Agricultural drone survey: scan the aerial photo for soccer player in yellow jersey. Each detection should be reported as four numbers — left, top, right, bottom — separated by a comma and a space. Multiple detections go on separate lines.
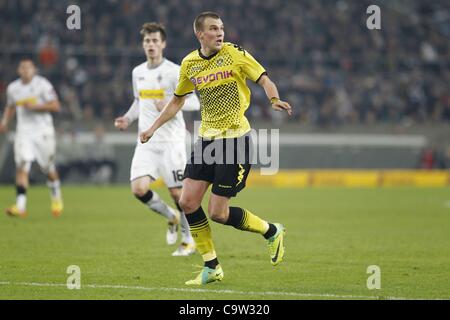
140, 12, 292, 285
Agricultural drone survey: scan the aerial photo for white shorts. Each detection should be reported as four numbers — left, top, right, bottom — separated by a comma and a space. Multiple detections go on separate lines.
130, 141, 187, 188
14, 132, 56, 173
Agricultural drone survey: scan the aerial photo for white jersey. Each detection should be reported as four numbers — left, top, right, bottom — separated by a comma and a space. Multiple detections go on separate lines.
126, 59, 200, 143
6, 75, 57, 136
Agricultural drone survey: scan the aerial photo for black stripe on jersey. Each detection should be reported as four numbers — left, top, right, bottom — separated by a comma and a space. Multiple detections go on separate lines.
198, 48, 220, 60
174, 92, 193, 97
256, 71, 268, 84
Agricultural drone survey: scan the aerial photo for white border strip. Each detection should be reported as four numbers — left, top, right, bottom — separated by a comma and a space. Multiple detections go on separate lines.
0, 281, 443, 300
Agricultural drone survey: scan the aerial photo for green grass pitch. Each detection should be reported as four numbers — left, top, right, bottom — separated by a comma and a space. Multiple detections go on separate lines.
1, 185, 450, 300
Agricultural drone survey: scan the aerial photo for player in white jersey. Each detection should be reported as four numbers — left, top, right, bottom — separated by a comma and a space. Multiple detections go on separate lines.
114, 23, 200, 256
0, 58, 63, 218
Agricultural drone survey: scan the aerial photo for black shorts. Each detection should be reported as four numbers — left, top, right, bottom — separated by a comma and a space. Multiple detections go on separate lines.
184, 134, 253, 197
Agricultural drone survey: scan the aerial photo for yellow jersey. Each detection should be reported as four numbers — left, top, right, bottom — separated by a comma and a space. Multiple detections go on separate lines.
174, 42, 267, 139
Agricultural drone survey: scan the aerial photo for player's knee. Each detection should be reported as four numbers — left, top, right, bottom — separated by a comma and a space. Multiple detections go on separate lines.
132, 185, 150, 198
17, 161, 31, 174
179, 197, 198, 214
208, 198, 229, 224
134, 189, 154, 205
209, 209, 228, 224
45, 163, 57, 177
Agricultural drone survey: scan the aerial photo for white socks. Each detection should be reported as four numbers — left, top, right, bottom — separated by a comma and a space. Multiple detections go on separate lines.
47, 179, 62, 201
16, 194, 27, 212
179, 211, 194, 244
147, 191, 177, 222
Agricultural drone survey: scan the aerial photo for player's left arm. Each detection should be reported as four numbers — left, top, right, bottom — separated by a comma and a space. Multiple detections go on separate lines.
23, 79, 61, 113
238, 45, 292, 116
23, 99, 60, 113
257, 75, 292, 116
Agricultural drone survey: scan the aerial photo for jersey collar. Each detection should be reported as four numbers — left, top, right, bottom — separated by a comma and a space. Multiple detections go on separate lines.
198, 48, 220, 60
20, 75, 36, 85
146, 58, 165, 70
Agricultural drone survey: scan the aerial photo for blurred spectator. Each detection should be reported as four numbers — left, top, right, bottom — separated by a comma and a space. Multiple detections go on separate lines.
419, 148, 437, 169
38, 36, 59, 69
417, 146, 445, 169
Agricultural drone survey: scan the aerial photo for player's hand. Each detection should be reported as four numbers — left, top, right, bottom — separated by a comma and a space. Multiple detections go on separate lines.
140, 129, 154, 144
114, 117, 129, 131
155, 100, 166, 112
0, 122, 7, 133
271, 100, 293, 116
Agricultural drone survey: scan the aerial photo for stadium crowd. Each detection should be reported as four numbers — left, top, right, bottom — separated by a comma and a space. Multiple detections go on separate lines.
0, 0, 449, 128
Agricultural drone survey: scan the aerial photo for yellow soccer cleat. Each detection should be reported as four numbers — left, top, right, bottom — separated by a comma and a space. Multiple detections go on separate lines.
51, 199, 63, 217
5, 205, 27, 218
267, 223, 285, 266
185, 265, 224, 286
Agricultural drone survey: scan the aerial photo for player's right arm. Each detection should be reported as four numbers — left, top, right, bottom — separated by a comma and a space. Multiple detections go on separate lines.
115, 69, 140, 131
0, 104, 15, 133
0, 85, 16, 133
115, 99, 139, 131
140, 95, 187, 143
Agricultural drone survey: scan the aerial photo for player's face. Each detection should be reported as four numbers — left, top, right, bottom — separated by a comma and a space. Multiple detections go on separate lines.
198, 18, 224, 53
18, 61, 36, 82
142, 32, 166, 61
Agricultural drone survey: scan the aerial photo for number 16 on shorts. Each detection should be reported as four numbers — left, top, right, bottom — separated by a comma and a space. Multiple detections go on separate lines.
172, 170, 184, 183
